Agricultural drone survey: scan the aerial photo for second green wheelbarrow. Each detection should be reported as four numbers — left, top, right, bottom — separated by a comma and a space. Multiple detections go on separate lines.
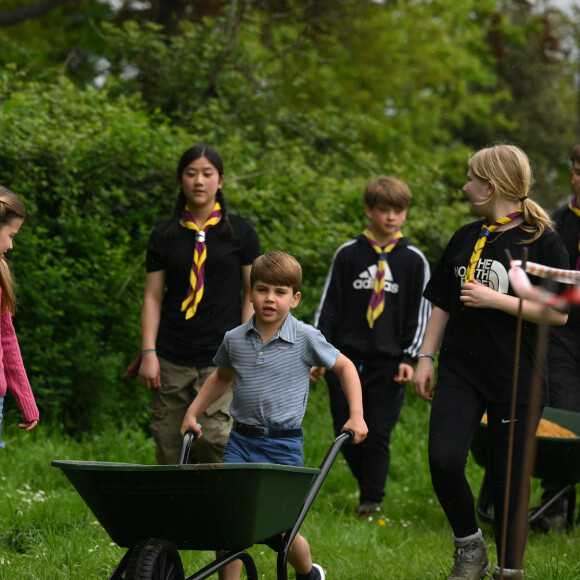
470, 406, 580, 525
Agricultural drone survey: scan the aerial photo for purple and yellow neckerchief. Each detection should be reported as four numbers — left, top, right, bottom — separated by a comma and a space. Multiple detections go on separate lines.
568, 196, 580, 270
464, 209, 523, 283
364, 228, 403, 328
181, 201, 222, 319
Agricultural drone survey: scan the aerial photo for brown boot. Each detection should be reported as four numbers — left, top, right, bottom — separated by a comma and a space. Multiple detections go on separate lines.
447, 529, 491, 580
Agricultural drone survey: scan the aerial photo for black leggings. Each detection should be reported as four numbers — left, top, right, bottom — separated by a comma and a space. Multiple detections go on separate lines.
429, 384, 540, 569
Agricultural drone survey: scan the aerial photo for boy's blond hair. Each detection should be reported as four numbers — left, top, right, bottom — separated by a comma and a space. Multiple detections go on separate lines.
250, 251, 302, 294
364, 176, 412, 210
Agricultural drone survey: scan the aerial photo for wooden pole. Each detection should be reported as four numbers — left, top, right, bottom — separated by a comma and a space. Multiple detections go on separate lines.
498, 247, 527, 578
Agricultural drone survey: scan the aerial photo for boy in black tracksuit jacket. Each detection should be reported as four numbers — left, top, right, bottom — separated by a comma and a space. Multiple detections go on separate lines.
313, 176, 431, 518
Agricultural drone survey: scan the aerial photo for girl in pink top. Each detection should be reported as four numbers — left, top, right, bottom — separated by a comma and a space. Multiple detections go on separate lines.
0, 186, 38, 448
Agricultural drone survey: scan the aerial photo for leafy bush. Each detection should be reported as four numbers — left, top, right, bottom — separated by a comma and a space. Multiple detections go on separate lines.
0, 74, 182, 430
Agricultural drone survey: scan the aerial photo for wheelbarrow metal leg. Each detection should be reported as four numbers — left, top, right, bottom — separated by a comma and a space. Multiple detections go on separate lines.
187, 550, 258, 580
108, 549, 131, 580
276, 431, 354, 580
528, 484, 574, 525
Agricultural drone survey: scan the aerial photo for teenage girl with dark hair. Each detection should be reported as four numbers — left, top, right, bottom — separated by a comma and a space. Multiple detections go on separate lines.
138, 144, 260, 465
0, 186, 39, 448
413, 145, 569, 580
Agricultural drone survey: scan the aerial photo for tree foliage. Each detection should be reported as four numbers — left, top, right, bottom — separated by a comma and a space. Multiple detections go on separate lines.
0, 0, 577, 430
0, 72, 181, 429
460, 2, 577, 205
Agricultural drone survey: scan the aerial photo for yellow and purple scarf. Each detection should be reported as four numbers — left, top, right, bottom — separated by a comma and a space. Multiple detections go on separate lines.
465, 210, 522, 283
181, 201, 222, 319
364, 228, 403, 328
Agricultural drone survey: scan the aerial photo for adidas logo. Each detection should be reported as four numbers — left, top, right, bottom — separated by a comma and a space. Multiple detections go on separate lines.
353, 264, 399, 293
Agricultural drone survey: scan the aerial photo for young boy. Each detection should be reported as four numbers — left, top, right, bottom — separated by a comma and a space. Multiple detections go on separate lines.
313, 176, 431, 519
181, 250, 367, 580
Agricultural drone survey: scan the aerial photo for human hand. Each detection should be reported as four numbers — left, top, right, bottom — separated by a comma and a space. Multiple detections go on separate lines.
413, 358, 434, 402
394, 363, 413, 384
310, 366, 326, 382
180, 414, 202, 439
460, 280, 498, 309
18, 420, 38, 431
138, 353, 161, 388
342, 416, 368, 444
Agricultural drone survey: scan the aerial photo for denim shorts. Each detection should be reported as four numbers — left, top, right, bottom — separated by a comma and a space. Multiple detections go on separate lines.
0, 396, 5, 448
223, 428, 304, 466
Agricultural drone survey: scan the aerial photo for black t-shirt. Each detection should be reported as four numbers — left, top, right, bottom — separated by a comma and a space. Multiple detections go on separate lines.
146, 214, 260, 366
425, 222, 569, 404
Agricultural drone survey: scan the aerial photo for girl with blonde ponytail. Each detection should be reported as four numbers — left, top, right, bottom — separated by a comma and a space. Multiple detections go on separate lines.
413, 144, 569, 580
0, 186, 38, 448
467, 143, 554, 243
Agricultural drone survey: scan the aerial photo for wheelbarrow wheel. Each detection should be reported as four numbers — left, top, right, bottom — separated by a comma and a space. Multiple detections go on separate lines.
125, 538, 185, 580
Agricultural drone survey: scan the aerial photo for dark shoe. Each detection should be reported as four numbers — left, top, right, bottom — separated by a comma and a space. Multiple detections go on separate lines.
297, 563, 325, 580
530, 486, 575, 533
355, 502, 381, 520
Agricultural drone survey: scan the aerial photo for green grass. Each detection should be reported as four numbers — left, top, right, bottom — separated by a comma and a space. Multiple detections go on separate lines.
1, 386, 579, 579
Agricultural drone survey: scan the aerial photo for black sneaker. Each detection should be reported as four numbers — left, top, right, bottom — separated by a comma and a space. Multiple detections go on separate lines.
355, 502, 381, 520
297, 563, 325, 580
530, 486, 575, 533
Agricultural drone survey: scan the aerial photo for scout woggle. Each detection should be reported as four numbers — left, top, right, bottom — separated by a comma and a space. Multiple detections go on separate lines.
508, 259, 580, 306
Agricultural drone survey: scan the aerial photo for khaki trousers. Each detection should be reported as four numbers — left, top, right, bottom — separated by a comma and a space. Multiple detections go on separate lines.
149, 357, 233, 465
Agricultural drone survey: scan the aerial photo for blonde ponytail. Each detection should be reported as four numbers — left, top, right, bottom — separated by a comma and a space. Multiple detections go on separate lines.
519, 198, 554, 244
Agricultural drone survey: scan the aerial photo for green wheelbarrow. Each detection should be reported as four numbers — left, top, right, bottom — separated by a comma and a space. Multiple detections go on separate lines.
470, 407, 580, 525
52, 429, 353, 580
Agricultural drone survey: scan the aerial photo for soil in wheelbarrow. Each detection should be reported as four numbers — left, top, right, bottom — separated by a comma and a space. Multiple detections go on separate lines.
481, 413, 578, 438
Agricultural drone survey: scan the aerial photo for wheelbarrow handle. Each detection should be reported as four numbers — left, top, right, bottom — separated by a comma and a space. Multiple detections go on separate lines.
283, 431, 353, 539
340, 429, 355, 443
319, 429, 354, 477
178, 428, 200, 465
275, 429, 354, 579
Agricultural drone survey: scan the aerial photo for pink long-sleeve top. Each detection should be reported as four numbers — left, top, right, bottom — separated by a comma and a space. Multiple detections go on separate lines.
0, 296, 39, 422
